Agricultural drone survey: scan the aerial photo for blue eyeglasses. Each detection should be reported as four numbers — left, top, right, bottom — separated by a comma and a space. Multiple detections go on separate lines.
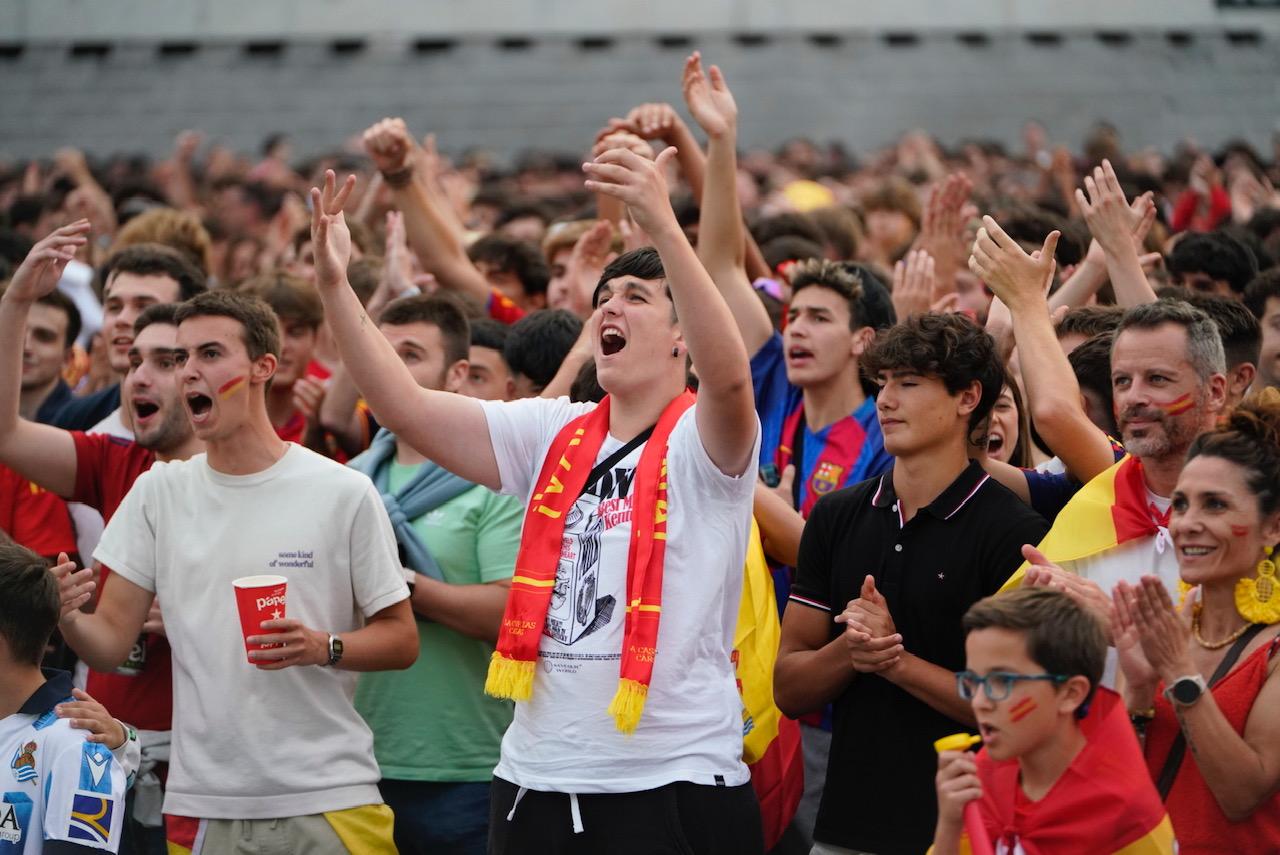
955, 670, 1069, 702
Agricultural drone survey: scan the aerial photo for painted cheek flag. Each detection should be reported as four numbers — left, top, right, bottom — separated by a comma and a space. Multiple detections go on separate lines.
1000, 455, 1156, 592
966, 689, 1175, 855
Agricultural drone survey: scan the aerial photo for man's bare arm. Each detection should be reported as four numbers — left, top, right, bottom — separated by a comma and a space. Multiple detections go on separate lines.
0, 223, 89, 498
55, 558, 153, 673
363, 119, 492, 309
309, 170, 500, 489
410, 578, 511, 645
774, 605, 855, 717
683, 53, 773, 358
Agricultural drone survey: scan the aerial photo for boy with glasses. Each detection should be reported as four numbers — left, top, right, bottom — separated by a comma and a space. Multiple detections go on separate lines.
933, 588, 1173, 854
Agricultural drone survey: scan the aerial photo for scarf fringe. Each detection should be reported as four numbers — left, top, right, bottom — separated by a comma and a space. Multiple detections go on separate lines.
608, 678, 648, 734
485, 652, 535, 701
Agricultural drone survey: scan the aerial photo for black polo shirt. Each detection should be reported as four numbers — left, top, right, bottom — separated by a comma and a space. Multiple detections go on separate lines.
791, 460, 1047, 855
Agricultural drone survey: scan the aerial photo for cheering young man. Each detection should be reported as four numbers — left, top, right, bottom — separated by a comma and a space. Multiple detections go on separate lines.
53, 289, 416, 852
314, 101, 763, 852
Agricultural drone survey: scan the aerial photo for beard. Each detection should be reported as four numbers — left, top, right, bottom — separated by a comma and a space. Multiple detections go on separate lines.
1118, 398, 1203, 460
135, 406, 191, 453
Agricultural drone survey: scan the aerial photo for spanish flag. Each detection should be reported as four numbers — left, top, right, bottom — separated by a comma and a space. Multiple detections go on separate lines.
1000, 455, 1158, 592
968, 689, 1175, 854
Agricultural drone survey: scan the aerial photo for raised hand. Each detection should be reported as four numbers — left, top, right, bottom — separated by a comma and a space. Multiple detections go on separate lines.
560, 219, 616, 317
913, 173, 974, 294
1075, 159, 1154, 258
969, 215, 1059, 313
583, 147, 680, 239
612, 103, 688, 144
48, 552, 95, 624
591, 129, 655, 162
4, 221, 91, 303
362, 117, 417, 176
892, 249, 937, 320
308, 170, 357, 291
681, 51, 737, 139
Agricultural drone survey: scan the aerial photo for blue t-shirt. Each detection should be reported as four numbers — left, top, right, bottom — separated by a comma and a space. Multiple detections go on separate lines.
750, 332, 892, 512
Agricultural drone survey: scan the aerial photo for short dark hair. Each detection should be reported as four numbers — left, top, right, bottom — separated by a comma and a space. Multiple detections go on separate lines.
1168, 231, 1259, 295
504, 309, 583, 392
0, 541, 60, 666
751, 212, 826, 248
963, 587, 1107, 714
1115, 299, 1226, 381
1068, 332, 1119, 436
1187, 390, 1280, 516
790, 259, 868, 330
494, 203, 552, 231
241, 271, 324, 330
101, 243, 208, 302
1243, 268, 1280, 321
861, 312, 1003, 433
467, 234, 550, 297
36, 289, 81, 348
470, 317, 511, 353
761, 236, 824, 272
998, 207, 1084, 267
134, 302, 181, 336
838, 262, 897, 331
1185, 294, 1262, 371
1055, 305, 1124, 341
378, 294, 471, 368
174, 290, 281, 361
592, 247, 668, 310
808, 206, 861, 261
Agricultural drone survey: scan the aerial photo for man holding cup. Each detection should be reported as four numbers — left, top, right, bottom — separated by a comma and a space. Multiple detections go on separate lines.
53, 290, 416, 853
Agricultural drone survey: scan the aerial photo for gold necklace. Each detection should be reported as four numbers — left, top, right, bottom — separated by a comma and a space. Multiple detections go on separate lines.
1192, 606, 1252, 650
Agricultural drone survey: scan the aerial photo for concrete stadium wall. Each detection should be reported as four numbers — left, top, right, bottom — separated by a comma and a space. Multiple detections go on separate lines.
1, 9, 1278, 161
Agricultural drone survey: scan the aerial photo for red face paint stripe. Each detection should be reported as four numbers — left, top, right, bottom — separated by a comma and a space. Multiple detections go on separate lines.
217, 376, 246, 398
1231, 525, 1250, 537
1160, 393, 1194, 416
1009, 696, 1038, 722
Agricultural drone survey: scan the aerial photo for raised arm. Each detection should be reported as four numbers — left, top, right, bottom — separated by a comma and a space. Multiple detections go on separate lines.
681, 52, 773, 357
53, 554, 153, 672
0, 222, 89, 498
1077, 159, 1158, 308
362, 118, 492, 310
607, 101, 708, 202
584, 146, 756, 475
309, 170, 500, 489
970, 216, 1116, 485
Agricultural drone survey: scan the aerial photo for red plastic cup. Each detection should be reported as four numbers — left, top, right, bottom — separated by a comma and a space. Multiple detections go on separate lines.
232, 575, 288, 663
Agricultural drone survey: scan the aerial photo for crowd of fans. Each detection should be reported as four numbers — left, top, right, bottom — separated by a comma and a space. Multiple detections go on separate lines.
1, 50, 1279, 855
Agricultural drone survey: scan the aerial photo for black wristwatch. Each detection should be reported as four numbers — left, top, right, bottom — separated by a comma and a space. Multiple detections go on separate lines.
326, 634, 344, 667
1163, 674, 1206, 707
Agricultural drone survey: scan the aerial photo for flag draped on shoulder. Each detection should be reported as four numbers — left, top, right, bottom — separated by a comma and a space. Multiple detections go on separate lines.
1001, 455, 1159, 592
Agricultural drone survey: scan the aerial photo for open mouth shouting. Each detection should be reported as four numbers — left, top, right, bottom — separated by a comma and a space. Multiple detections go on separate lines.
985, 432, 1005, 458
786, 345, 814, 367
600, 324, 627, 357
133, 397, 161, 427
186, 391, 214, 424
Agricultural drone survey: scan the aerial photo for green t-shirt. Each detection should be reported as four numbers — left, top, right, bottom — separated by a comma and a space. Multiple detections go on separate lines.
355, 466, 522, 782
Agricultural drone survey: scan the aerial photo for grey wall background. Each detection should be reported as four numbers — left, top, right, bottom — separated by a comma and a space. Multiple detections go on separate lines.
2, 1, 1278, 161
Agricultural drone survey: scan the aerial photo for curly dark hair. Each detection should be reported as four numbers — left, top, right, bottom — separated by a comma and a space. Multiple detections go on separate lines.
861, 312, 1003, 433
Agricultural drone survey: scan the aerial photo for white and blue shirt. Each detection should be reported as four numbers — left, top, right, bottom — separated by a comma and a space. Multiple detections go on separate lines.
1, 671, 127, 853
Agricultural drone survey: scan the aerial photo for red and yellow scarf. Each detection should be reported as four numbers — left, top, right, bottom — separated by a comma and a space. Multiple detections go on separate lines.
484, 391, 695, 733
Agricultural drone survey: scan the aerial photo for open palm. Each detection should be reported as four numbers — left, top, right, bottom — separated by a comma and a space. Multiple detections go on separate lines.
681, 52, 736, 138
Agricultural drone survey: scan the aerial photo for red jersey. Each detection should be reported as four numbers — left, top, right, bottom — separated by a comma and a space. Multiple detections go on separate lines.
70, 431, 172, 731
0, 463, 76, 558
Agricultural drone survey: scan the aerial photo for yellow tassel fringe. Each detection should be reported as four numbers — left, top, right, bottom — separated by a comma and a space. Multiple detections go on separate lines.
607, 678, 648, 734
485, 652, 535, 701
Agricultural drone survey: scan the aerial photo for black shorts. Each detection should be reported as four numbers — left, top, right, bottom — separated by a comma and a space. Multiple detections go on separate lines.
488, 775, 764, 855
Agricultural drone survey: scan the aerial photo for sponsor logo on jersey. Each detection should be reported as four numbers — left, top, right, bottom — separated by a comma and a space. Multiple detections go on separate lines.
0, 792, 32, 845
68, 794, 114, 845
8, 743, 36, 786
79, 743, 113, 794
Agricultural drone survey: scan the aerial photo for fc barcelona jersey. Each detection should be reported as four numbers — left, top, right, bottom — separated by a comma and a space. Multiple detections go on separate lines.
0, 671, 127, 853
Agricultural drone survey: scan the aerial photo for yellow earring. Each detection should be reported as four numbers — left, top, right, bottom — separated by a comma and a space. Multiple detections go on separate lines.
1236, 546, 1280, 624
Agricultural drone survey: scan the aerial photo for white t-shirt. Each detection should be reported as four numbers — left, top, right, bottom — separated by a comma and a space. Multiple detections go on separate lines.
93, 445, 409, 819
480, 396, 760, 793
1061, 492, 1178, 688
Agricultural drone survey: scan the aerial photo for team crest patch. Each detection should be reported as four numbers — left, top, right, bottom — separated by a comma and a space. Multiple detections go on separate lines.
9, 743, 36, 785
78, 743, 113, 794
1, 792, 33, 844
811, 462, 845, 496
68, 794, 114, 845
